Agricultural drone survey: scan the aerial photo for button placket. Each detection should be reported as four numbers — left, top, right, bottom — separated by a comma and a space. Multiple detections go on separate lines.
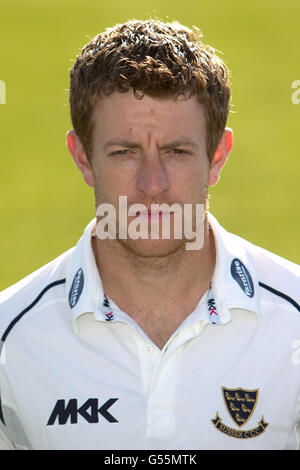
143, 344, 155, 354
136, 339, 161, 396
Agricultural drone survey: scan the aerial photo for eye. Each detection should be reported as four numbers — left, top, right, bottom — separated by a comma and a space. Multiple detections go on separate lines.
110, 149, 132, 156
168, 148, 188, 155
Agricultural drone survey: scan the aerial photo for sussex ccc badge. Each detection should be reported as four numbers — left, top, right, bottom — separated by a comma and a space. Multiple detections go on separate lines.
211, 387, 268, 439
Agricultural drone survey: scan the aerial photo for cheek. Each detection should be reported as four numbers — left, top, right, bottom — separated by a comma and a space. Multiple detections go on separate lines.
93, 163, 138, 202
168, 163, 209, 193
207, 164, 219, 187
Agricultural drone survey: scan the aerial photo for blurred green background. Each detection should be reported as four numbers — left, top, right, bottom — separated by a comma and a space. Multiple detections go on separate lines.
0, 0, 299, 290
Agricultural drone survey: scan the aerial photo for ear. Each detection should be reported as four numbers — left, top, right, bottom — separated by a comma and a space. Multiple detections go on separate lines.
66, 130, 95, 187
208, 128, 233, 187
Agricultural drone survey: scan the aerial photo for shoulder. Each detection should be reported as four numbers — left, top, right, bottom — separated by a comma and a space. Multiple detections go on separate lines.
0, 248, 74, 342
209, 213, 299, 317
239, 235, 300, 314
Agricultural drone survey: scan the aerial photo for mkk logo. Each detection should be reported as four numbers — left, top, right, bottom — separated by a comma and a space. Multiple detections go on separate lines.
47, 398, 119, 425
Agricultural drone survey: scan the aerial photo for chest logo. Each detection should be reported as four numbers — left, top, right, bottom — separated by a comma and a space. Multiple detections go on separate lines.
211, 387, 268, 439
47, 398, 119, 425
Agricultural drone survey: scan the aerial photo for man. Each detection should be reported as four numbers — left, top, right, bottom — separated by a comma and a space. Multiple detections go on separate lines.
0, 19, 299, 450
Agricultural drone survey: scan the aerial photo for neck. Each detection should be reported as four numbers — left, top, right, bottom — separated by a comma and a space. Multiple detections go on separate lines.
92, 218, 216, 348
93, 220, 215, 314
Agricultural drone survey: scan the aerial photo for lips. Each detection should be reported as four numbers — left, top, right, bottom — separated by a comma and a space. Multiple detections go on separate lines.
136, 210, 171, 220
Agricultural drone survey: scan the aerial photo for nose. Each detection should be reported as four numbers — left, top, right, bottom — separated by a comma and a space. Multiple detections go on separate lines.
136, 154, 170, 198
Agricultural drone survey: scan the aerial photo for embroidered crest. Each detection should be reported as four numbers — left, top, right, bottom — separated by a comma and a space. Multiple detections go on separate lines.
223, 387, 258, 427
211, 387, 268, 439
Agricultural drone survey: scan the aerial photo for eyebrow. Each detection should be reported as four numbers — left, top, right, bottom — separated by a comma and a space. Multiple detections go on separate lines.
159, 139, 198, 151
103, 138, 199, 151
103, 139, 141, 151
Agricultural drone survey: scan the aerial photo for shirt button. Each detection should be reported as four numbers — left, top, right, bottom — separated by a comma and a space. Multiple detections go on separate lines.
143, 344, 154, 354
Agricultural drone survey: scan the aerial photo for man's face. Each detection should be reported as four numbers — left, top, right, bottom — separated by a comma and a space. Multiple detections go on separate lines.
82, 91, 218, 257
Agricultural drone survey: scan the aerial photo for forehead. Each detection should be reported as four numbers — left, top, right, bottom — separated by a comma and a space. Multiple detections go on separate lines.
91, 91, 207, 141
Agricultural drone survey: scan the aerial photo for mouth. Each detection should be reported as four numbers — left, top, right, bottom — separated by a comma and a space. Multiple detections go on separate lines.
136, 210, 173, 221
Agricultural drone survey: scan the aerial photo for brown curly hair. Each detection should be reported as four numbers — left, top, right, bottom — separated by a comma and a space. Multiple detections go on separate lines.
69, 19, 231, 162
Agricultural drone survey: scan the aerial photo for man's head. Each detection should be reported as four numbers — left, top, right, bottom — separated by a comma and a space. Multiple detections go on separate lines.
67, 19, 233, 257
68, 19, 231, 163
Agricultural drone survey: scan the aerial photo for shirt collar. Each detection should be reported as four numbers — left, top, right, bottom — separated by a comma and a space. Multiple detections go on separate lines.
65, 218, 105, 333
65, 213, 260, 332
207, 213, 260, 322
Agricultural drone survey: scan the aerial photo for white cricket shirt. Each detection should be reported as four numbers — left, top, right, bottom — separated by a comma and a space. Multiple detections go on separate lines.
0, 213, 299, 450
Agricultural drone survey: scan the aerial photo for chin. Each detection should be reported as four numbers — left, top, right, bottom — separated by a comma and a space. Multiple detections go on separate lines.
118, 237, 186, 258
